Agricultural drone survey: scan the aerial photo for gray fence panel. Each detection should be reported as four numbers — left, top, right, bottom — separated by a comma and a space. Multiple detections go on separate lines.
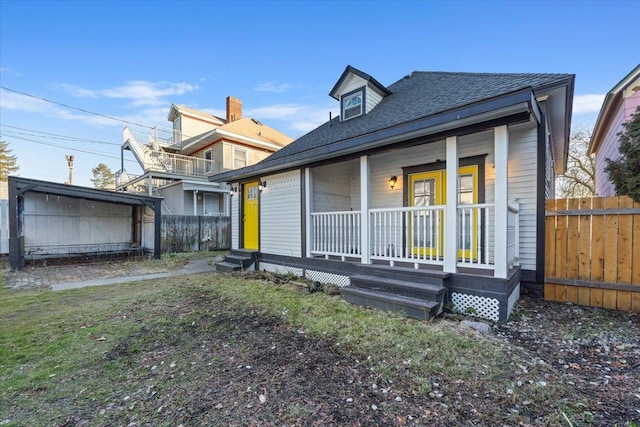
161, 215, 230, 253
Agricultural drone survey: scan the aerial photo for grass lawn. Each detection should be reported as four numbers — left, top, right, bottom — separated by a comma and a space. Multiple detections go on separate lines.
0, 255, 636, 426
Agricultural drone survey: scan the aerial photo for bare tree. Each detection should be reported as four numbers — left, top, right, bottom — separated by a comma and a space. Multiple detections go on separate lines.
556, 127, 595, 198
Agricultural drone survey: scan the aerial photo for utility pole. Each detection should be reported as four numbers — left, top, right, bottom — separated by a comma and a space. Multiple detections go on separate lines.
65, 155, 74, 185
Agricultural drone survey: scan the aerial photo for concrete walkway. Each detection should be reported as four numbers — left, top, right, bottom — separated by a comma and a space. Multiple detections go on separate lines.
50, 258, 217, 291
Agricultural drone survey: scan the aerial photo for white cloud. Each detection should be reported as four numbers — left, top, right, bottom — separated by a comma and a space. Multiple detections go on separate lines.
245, 104, 307, 119
244, 102, 338, 136
57, 80, 199, 107
254, 82, 294, 93
573, 94, 605, 115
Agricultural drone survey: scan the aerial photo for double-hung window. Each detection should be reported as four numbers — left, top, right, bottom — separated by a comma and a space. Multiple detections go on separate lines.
342, 88, 364, 120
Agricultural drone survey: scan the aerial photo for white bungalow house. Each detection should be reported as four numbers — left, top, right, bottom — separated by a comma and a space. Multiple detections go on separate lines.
210, 66, 575, 322
116, 96, 293, 215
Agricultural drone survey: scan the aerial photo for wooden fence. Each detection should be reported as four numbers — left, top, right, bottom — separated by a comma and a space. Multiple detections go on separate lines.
544, 196, 640, 312
161, 215, 230, 253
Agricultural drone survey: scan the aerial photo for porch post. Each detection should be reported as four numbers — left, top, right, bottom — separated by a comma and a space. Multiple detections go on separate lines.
193, 190, 198, 215
444, 136, 458, 273
494, 125, 509, 278
360, 156, 370, 264
305, 168, 312, 258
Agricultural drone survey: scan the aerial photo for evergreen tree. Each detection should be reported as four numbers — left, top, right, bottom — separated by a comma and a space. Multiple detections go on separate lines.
605, 105, 640, 202
0, 140, 19, 181
91, 163, 115, 189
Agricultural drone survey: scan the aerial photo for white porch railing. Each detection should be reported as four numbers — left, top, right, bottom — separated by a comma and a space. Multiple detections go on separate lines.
370, 206, 445, 265
311, 211, 361, 258
310, 203, 519, 272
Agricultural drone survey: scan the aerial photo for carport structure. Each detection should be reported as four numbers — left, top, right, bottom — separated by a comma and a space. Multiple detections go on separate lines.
8, 176, 162, 269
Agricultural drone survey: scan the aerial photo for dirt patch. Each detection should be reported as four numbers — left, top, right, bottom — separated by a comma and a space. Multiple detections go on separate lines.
495, 297, 640, 425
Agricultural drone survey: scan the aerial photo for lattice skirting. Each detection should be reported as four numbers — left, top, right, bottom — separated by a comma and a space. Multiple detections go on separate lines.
451, 293, 500, 322
259, 262, 351, 287
304, 270, 351, 287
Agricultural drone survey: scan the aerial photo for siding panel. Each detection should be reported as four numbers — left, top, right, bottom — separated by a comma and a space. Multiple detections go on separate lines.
261, 171, 302, 257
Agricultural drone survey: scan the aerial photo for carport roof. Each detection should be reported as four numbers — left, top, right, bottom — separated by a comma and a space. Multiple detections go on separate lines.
8, 176, 163, 208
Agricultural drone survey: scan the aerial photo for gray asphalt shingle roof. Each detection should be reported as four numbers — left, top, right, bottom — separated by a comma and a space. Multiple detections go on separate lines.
269, 70, 572, 163
210, 67, 573, 182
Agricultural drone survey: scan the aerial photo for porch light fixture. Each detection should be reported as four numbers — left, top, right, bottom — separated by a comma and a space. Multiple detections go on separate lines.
258, 181, 267, 192
229, 186, 238, 196
389, 176, 397, 189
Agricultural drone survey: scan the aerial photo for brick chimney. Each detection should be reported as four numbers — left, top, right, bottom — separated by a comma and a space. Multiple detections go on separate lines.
226, 96, 242, 123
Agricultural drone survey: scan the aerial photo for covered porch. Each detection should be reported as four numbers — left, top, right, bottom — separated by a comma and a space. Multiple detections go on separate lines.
305, 125, 520, 280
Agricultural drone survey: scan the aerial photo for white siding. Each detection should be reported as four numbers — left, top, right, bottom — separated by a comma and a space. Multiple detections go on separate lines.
312, 161, 356, 211
23, 193, 133, 256
158, 184, 186, 215
506, 123, 539, 271
365, 84, 383, 114
261, 171, 302, 256
180, 115, 219, 140
231, 185, 239, 250
339, 75, 367, 96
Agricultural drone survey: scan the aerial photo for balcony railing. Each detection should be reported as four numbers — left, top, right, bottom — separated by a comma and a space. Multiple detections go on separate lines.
310, 203, 519, 271
146, 150, 219, 177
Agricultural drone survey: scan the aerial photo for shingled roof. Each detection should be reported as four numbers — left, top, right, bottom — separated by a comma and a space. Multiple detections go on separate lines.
211, 68, 574, 182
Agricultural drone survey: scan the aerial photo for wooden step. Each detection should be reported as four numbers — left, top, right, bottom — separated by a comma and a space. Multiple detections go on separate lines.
356, 264, 449, 287
350, 274, 445, 301
340, 287, 441, 320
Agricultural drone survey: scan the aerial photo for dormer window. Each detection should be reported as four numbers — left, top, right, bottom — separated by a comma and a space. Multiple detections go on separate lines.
342, 88, 365, 121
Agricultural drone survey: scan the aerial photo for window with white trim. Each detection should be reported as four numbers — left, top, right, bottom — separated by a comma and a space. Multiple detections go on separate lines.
233, 147, 247, 170
342, 89, 364, 120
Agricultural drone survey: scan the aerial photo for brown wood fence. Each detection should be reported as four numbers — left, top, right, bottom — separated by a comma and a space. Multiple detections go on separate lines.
544, 196, 640, 312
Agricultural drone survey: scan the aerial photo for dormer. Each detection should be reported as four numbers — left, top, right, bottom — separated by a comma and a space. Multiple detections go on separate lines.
329, 65, 392, 122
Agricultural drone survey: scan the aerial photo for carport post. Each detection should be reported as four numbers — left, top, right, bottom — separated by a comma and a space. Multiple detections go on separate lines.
154, 199, 162, 259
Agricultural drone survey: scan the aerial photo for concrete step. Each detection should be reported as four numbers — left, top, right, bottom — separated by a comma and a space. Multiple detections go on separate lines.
216, 262, 243, 273
224, 254, 254, 269
340, 287, 441, 320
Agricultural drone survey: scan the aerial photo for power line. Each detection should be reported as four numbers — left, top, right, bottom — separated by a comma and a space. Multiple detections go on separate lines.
0, 132, 137, 163
0, 85, 159, 130
0, 124, 121, 146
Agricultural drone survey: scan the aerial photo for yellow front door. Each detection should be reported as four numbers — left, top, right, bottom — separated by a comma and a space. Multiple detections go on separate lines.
409, 166, 478, 260
243, 182, 259, 250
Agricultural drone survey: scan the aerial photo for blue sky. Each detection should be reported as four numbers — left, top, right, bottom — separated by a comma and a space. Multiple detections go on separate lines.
1, 0, 638, 187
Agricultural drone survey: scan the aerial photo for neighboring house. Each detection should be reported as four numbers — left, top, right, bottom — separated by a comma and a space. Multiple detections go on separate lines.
116, 96, 293, 215
211, 65, 575, 322
588, 64, 640, 196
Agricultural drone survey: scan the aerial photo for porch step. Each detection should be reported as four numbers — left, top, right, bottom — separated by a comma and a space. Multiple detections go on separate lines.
349, 275, 446, 302
340, 287, 440, 320
357, 264, 449, 287
216, 250, 257, 272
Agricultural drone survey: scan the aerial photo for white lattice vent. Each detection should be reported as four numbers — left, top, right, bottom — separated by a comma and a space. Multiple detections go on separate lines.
260, 262, 303, 277
451, 292, 499, 322
305, 270, 350, 287
265, 171, 299, 192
